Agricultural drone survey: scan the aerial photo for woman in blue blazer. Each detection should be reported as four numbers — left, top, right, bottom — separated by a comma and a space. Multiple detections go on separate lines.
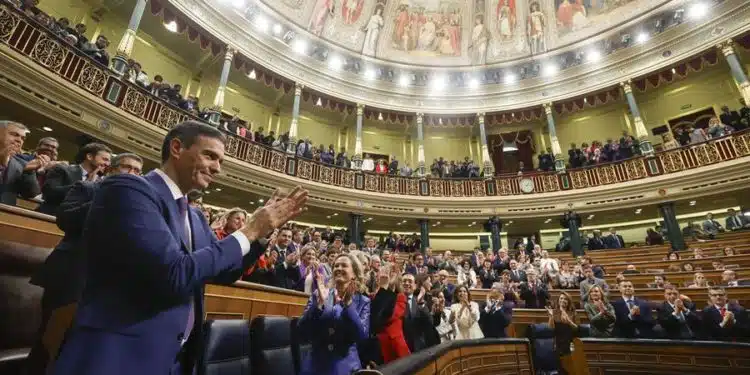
299, 253, 370, 375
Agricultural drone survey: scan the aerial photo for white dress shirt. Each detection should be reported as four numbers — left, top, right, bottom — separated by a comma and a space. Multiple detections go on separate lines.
361, 158, 375, 171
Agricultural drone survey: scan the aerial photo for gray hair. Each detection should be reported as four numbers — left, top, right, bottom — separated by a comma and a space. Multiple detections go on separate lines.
111, 152, 142, 168
0, 121, 28, 133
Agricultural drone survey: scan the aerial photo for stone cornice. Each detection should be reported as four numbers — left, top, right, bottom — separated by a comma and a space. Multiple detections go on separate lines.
169, 0, 750, 113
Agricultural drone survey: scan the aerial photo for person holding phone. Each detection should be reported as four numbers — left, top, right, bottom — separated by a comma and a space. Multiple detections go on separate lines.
298, 253, 370, 375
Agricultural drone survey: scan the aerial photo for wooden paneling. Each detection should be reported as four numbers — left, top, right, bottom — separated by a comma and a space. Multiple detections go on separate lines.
204, 282, 308, 321
0, 204, 61, 248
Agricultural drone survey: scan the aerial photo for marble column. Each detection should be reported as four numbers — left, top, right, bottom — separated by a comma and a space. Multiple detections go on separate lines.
207, 48, 236, 125
348, 213, 363, 247
416, 113, 426, 176
487, 216, 502, 253
563, 211, 584, 257
352, 103, 364, 169
418, 219, 430, 254
543, 103, 565, 172
620, 81, 653, 156
477, 113, 494, 177
658, 202, 686, 251
111, 0, 149, 75
718, 40, 750, 104
287, 83, 303, 153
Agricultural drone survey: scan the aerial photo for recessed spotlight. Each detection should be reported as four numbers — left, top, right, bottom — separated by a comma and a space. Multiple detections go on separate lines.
315, 98, 322, 106
231, 0, 246, 9
636, 32, 649, 44
687, 2, 708, 20
671, 68, 676, 74
328, 56, 343, 70
247, 69, 257, 79
399, 75, 410, 87
689, 200, 696, 206
332, 213, 338, 216
543, 64, 559, 77
258, 198, 264, 203
471, 221, 476, 224
587, 214, 595, 220
431, 76, 446, 91
468, 224, 473, 227
364, 68, 376, 80
293, 39, 307, 54
214, 188, 221, 192
272, 24, 283, 35
504, 73, 517, 84
254, 15, 269, 32
468, 78, 479, 89
326, 215, 331, 219
42, 126, 53, 132
635, 209, 642, 214
586, 50, 602, 62
367, 217, 373, 220
397, 222, 402, 225
544, 218, 552, 223
436, 221, 441, 225
377, 112, 384, 121
508, 220, 514, 224
164, 21, 178, 33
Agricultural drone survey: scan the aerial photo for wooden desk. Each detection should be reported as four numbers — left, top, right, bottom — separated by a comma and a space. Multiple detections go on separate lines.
0, 204, 61, 248
604, 268, 750, 288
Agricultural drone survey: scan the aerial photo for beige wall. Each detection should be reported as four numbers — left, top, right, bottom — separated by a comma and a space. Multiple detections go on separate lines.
423, 136, 473, 163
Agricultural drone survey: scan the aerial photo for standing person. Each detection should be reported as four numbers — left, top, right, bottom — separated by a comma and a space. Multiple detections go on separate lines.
449, 286, 484, 340
547, 292, 579, 374
211, 208, 247, 240
401, 273, 433, 353
38, 142, 112, 215
480, 283, 512, 338
370, 266, 409, 365
583, 285, 616, 337
51, 121, 308, 375
430, 289, 454, 343
298, 254, 370, 375
26, 153, 143, 375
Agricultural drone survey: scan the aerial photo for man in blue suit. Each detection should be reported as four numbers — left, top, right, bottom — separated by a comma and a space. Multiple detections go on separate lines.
701, 287, 748, 341
26, 153, 144, 375
612, 280, 655, 338
52, 121, 308, 375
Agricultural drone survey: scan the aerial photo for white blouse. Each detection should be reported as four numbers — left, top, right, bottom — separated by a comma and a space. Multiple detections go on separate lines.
450, 302, 484, 340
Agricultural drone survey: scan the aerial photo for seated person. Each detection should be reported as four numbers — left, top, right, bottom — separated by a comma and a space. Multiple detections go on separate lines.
702, 212, 724, 237
701, 287, 748, 341
658, 285, 699, 339
612, 280, 655, 338
80, 35, 110, 66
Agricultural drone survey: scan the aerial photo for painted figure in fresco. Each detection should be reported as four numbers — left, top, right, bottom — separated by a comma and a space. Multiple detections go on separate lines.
417, 15, 437, 51
469, 14, 490, 64
497, 0, 516, 40
557, 0, 588, 31
343, 0, 364, 25
309, 0, 335, 36
362, 5, 385, 56
527, 1, 547, 54
392, 4, 410, 47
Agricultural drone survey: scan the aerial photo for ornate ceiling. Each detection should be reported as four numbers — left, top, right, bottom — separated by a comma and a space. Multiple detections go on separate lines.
265, 0, 669, 67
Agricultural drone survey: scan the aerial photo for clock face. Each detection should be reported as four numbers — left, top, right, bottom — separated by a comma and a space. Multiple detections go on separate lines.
519, 178, 534, 193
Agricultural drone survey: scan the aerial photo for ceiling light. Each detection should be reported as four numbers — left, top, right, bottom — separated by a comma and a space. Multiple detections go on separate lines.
293, 39, 307, 54
687, 2, 708, 20
671, 68, 676, 74
231, 0, 246, 9
326, 215, 331, 219
436, 221, 441, 225
543, 64, 558, 77
635, 209, 642, 214
636, 32, 649, 44
328, 56, 343, 70
508, 220, 514, 224
42, 126, 53, 132
468, 78, 479, 89
332, 213, 338, 216
315, 98, 322, 106
397, 223, 402, 225
504, 73, 517, 84
689, 200, 696, 206
164, 21, 178, 33
378, 112, 384, 121
471, 221, 476, 224
544, 218, 552, 223
258, 198, 264, 203
468, 224, 473, 227
586, 50, 601, 62
431, 76, 446, 91
272, 24, 283, 35
214, 188, 221, 191
399, 75, 410, 87
254, 15, 269, 32
247, 69, 257, 79
587, 214, 595, 220
364, 68, 376, 81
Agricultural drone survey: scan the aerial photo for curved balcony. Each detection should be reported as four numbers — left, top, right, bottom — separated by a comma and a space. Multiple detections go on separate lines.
1, 3, 749, 219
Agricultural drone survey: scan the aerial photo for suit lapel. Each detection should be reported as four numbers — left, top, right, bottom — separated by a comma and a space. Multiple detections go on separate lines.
144, 172, 190, 252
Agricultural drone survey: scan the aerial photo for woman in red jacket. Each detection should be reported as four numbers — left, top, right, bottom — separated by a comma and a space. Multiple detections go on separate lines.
370, 265, 410, 363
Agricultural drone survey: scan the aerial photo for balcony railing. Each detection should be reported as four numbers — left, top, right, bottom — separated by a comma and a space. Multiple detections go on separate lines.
2, 3, 749, 198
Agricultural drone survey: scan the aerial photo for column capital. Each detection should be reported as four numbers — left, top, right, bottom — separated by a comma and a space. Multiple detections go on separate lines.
294, 83, 304, 96
619, 80, 633, 94
356, 103, 365, 115
543, 103, 553, 115
224, 47, 236, 61
416, 113, 424, 123
717, 39, 735, 57
476, 112, 485, 119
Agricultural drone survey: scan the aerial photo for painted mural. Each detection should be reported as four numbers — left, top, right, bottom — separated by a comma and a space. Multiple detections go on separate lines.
255, 0, 668, 66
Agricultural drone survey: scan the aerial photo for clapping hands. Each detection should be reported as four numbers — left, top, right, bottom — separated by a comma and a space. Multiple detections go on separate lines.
241, 186, 308, 241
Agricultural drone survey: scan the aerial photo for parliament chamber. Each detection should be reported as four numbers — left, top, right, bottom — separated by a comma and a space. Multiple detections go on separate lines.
2, 0, 750, 374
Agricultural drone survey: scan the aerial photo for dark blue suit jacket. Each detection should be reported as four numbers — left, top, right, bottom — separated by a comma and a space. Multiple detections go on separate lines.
52, 172, 259, 375
612, 297, 654, 338
30, 181, 96, 306
701, 303, 748, 340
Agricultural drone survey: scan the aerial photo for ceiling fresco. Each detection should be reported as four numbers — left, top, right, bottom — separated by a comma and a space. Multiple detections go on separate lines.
260, 0, 670, 66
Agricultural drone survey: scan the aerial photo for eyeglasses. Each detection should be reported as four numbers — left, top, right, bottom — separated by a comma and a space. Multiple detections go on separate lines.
709, 293, 726, 297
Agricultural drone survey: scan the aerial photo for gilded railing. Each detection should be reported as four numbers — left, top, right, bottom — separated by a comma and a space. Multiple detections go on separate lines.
1, 3, 749, 198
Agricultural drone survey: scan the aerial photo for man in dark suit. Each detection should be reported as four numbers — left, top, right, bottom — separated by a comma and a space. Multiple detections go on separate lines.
508, 260, 527, 283
612, 280, 655, 338
38, 142, 112, 215
0, 121, 42, 205
51, 121, 309, 375
26, 153, 144, 375
702, 287, 748, 341
432, 270, 456, 305
725, 208, 750, 231
587, 230, 607, 250
604, 227, 625, 249
273, 251, 301, 290
719, 105, 741, 129
401, 273, 433, 353
479, 286, 513, 338
658, 285, 699, 339
519, 270, 549, 309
